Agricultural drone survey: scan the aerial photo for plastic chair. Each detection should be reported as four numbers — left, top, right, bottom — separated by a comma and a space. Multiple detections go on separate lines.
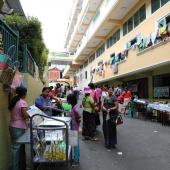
124, 102, 136, 118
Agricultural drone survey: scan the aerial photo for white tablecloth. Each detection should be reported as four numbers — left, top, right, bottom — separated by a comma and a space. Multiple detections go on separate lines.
148, 104, 170, 112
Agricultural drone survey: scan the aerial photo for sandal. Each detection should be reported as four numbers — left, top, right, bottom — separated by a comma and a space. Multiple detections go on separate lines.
82, 137, 89, 140
72, 162, 79, 170
91, 138, 100, 141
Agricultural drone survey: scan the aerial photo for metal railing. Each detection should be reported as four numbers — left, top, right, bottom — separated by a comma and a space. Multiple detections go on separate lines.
0, 18, 19, 63
23, 43, 43, 82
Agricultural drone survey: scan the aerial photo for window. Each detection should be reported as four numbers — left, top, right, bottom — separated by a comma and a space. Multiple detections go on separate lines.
125, 33, 141, 49
76, 76, 79, 83
96, 43, 105, 58
151, 0, 169, 14
80, 74, 82, 82
53, 73, 56, 77
107, 29, 120, 49
153, 73, 170, 99
89, 53, 95, 64
123, 4, 146, 36
93, 9, 100, 23
80, 65, 83, 72
77, 68, 80, 74
84, 59, 88, 68
97, 59, 103, 66
84, 70, 88, 80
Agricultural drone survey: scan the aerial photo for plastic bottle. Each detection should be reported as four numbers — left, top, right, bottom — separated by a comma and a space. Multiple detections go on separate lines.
45, 147, 49, 159
53, 146, 56, 159
59, 146, 63, 160
49, 147, 52, 160
63, 148, 66, 161
56, 147, 59, 160
106, 112, 110, 121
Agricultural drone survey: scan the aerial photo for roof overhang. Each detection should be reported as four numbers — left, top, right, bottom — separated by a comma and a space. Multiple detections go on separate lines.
51, 59, 73, 65
0, 0, 26, 18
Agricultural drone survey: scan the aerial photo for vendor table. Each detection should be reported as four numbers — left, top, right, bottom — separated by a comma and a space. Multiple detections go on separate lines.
134, 102, 148, 121
148, 104, 170, 126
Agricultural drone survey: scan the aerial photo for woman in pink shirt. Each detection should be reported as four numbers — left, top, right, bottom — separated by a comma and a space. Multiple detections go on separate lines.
88, 83, 100, 127
9, 86, 30, 170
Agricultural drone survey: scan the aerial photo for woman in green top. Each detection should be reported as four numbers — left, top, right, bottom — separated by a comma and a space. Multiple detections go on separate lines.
80, 89, 100, 141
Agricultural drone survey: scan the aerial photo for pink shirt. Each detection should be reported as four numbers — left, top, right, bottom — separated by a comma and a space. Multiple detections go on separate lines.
95, 88, 102, 97
9, 99, 28, 129
90, 90, 99, 103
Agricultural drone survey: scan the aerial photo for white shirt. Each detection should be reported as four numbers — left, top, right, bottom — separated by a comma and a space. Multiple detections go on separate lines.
66, 90, 72, 98
101, 91, 108, 103
61, 86, 64, 92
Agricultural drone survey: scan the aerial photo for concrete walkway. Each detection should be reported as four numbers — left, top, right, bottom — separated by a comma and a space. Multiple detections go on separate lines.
76, 94, 170, 170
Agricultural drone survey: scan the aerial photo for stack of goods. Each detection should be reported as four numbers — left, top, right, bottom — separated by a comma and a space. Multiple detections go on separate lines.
45, 140, 66, 161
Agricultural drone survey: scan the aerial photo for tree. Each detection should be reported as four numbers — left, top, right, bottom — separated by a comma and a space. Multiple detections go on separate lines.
3, 14, 48, 72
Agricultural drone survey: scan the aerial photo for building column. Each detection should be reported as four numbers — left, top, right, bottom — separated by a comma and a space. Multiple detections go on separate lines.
148, 76, 153, 100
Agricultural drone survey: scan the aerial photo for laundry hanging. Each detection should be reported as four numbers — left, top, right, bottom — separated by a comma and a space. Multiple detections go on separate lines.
114, 63, 118, 73
112, 65, 114, 74
98, 64, 102, 76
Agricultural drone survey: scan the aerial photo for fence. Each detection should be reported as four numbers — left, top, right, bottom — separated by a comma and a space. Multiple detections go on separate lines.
0, 18, 19, 63
23, 43, 43, 82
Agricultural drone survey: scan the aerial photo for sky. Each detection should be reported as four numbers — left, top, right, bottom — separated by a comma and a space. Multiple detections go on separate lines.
20, 0, 74, 53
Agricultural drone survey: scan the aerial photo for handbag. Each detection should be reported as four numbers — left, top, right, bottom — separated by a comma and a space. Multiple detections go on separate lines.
116, 115, 123, 125
0, 52, 9, 71
0, 65, 16, 85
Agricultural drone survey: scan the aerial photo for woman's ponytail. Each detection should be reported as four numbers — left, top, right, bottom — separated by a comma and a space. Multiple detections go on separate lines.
8, 86, 27, 111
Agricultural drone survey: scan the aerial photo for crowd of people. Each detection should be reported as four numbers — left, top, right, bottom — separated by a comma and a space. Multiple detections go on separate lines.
8, 82, 136, 170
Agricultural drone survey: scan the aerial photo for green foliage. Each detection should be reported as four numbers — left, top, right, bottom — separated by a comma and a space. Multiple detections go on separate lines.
3, 14, 48, 72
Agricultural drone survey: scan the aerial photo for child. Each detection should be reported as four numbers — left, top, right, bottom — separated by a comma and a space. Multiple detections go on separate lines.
67, 94, 81, 169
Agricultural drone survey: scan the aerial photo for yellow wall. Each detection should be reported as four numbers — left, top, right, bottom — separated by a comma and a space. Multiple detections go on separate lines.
21, 73, 44, 107
74, 0, 170, 86
0, 83, 12, 170
0, 72, 43, 170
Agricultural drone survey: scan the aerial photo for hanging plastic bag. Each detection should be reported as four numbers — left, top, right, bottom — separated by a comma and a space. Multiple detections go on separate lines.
20, 75, 27, 88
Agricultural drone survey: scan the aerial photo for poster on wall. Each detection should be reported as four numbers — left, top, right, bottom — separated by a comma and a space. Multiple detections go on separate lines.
153, 87, 169, 97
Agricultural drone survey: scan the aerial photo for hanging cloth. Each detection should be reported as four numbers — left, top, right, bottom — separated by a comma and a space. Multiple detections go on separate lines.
114, 63, 118, 73
112, 65, 114, 74
105, 61, 107, 66
102, 70, 105, 77
146, 35, 151, 47
121, 51, 124, 60
98, 64, 102, 76
161, 25, 166, 34
151, 31, 157, 44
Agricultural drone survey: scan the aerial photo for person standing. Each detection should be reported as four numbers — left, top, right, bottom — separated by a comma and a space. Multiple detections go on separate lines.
115, 84, 122, 98
66, 86, 72, 98
67, 94, 81, 169
9, 86, 30, 170
55, 83, 63, 98
95, 85, 102, 114
122, 87, 132, 107
88, 83, 100, 127
80, 89, 100, 141
102, 86, 118, 149
76, 85, 80, 100
61, 84, 64, 97
101, 84, 109, 111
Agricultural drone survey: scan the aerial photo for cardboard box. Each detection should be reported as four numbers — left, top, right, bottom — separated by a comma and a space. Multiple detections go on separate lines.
136, 112, 142, 117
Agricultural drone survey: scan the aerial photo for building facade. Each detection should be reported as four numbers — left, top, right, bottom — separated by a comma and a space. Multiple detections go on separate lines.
54, 0, 170, 101
49, 67, 63, 82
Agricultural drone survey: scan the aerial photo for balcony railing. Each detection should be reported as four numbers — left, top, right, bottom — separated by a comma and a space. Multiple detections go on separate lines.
74, 0, 117, 60
0, 18, 19, 63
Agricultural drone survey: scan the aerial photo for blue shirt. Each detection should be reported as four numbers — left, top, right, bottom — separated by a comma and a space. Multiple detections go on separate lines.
35, 96, 52, 116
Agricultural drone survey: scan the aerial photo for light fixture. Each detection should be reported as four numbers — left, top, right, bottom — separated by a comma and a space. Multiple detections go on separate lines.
121, 7, 126, 10
86, 18, 89, 19
104, 29, 108, 31
93, 42, 96, 43
81, 29, 83, 30
93, 3, 96, 5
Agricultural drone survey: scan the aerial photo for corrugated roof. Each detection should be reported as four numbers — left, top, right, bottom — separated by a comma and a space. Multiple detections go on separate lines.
0, 0, 25, 18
